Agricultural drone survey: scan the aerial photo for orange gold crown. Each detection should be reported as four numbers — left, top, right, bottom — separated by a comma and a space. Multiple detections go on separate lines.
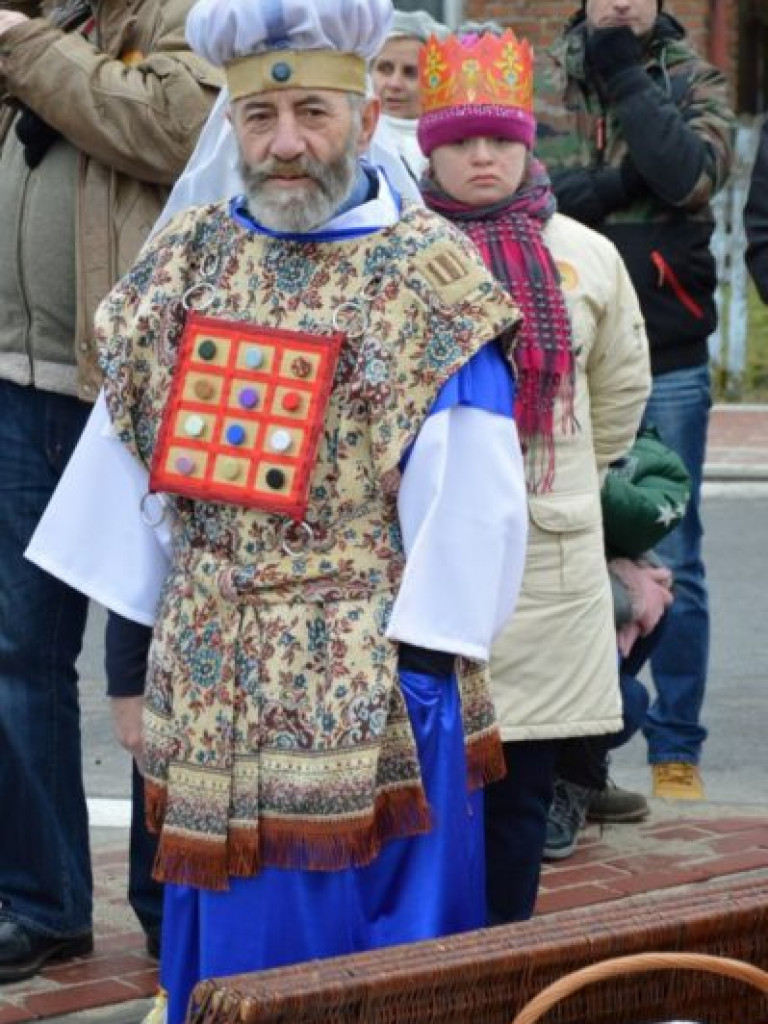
419, 29, 534, 116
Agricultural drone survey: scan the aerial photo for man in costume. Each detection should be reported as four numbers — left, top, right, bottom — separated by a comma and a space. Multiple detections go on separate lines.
26, 0, 529, 1018
534, 0, 735, 802
0, 0, 218, 981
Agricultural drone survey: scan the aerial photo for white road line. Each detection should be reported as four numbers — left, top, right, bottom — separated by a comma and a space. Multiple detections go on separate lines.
704, 481, 768, 499
87, 798, 131, 828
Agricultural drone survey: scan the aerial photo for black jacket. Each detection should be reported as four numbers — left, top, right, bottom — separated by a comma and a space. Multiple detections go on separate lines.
535, 14, 735, 375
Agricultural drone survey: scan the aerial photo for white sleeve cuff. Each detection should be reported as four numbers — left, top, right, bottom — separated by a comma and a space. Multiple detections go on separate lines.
386, 405, 527, 663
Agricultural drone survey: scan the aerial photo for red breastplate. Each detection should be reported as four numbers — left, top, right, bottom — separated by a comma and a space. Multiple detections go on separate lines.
150, 313, 343, 521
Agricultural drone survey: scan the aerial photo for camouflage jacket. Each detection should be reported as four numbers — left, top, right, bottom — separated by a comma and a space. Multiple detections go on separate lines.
535, 13, 735, 372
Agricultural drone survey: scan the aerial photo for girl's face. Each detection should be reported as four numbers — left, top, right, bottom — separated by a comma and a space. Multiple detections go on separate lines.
430, 136, 527, 205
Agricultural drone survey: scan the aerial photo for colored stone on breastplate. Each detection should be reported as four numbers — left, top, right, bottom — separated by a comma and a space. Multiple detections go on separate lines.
194, 379, 215, 400
270, 429, 292, 453
291, 356, 312, 379
197, 339, 217, 361
266, 468, 286, 490
239, 387, 259, 409
184, 414, 205, 438
226, 423, 246, 446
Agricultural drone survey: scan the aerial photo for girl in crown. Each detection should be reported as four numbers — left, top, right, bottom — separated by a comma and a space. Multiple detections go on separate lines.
417, 25, 652, 922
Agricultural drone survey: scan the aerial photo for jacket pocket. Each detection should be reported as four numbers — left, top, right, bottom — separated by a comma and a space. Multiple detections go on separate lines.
528, 491, 602, 533
524, 491, 606, 599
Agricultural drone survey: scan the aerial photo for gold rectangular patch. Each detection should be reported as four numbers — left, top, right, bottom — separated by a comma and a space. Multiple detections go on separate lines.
414, 241, 491, 306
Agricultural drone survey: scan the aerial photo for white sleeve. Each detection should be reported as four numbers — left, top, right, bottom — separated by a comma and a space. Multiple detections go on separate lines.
25, 393, 172, 626
386, 405, 528, 663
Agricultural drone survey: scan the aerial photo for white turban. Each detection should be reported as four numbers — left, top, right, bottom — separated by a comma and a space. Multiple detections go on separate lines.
187, 0, 394, 68
387, 10, 450, 44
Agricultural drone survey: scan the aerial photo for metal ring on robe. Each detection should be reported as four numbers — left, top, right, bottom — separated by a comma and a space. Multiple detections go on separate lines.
332, 301, 368, 339
139, 492, 168, 528
182, 282, 217, 312
280, 519, 314, 556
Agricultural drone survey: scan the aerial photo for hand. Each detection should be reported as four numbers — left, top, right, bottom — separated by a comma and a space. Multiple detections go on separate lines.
635, 567, 674, 636
0, 11, 28, 39
619, 155, 647, 198
111, 696, 145, 767
610, 558, 673, 638
617, 620, 642, 658
586, 26, 643, 83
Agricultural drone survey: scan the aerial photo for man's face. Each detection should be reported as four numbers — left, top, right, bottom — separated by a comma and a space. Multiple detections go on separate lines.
584, 0, 657, 35
371, 37, 423, 120
230, 87, 379, 233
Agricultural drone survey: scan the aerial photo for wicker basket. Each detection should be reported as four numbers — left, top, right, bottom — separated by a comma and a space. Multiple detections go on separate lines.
187, 876, 768, 1024
511, 952, 768, 1024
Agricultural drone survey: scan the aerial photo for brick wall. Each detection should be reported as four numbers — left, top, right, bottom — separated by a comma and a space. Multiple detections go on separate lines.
465, 0, 738, 100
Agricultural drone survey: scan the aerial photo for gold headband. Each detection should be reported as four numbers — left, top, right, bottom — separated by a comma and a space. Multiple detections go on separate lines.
226, 51, 367, 99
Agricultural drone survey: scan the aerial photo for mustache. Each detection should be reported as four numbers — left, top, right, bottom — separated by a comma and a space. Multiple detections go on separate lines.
244, 156, 329, 193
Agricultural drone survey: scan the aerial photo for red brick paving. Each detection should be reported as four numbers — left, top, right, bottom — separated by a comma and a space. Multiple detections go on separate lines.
536, 806, 768, 914
1, 804, 767, 1020
706, 404, 768, 472
0, 847, 158, 1021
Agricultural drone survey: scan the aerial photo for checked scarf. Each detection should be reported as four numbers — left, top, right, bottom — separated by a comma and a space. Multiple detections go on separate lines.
422, 157, 576, 492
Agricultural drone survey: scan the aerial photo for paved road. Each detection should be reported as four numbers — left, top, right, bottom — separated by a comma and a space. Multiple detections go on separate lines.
610, 481, 768, 803
79, 481, 768, 807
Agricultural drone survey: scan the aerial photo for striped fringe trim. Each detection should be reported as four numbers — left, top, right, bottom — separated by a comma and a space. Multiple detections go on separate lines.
465, 726, 506, 791
146, 781, 432, 890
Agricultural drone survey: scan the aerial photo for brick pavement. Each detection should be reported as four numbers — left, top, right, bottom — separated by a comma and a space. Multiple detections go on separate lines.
0, 847, 157, 1024
705, 403, 768, 478
537, 801, 768, 915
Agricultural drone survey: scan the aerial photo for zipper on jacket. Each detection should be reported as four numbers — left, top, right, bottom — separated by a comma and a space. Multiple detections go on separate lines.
16, 168, 36, 384
651, 250, 705, 320
595, 113, 606, 164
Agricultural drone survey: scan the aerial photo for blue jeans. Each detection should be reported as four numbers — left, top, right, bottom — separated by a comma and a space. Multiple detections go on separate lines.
640, 364, 711, 764
0, 381, 162, 941
0, 381, 92, 937
555, 674, 651, 791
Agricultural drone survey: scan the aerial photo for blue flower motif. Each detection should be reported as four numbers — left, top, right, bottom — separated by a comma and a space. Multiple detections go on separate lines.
191, 647, 221, 688
427, 328, 461, 368
364, 357, 389, 386
307, 619, 329, 651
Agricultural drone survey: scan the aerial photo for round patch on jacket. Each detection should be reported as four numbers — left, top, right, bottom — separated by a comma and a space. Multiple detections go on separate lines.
120, 49, 145, 66
555, 260, 579, 291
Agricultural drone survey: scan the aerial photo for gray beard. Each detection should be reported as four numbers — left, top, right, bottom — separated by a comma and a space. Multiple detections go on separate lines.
239, 138, 358, 234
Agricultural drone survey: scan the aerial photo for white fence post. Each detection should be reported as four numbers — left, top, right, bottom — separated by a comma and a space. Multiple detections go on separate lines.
711, 122, 761, 397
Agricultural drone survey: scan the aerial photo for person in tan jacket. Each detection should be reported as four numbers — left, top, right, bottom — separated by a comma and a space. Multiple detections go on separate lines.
0, 0, 219, 982
417, 23, 651, 923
